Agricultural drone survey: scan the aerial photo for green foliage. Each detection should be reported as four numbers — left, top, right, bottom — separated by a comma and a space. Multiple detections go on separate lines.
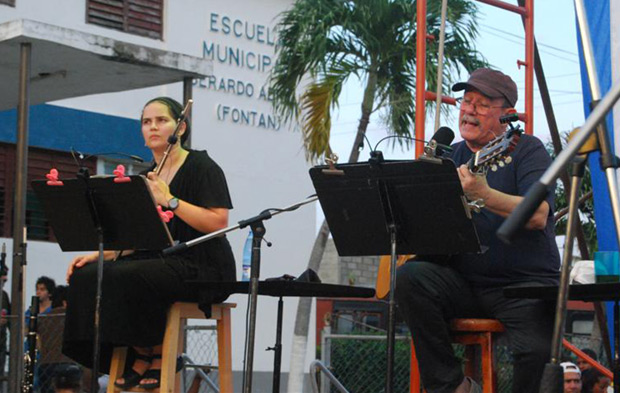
546, 133, 598, 254
270, 0, 487, 162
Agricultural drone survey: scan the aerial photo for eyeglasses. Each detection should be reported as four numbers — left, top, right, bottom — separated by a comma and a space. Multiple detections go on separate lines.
456, 97, 505, 115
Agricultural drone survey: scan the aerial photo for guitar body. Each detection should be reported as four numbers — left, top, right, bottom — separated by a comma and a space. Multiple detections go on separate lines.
375, 254, 414, 299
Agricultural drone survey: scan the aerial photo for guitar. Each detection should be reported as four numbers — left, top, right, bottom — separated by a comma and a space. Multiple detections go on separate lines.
468, 125, 522, 174
374, 126, 523, 299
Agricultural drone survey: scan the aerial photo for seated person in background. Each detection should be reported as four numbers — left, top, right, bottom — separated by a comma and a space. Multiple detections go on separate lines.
25, 276, 56, 391
581, 368, 611, 393
38, 286, 76, 393
562, 362, 582, 393
0, 265, 10, 379
63, 97, 236, 390
26, 276, 55, 321
52, 364, 82, 393
577, 348, 598, 372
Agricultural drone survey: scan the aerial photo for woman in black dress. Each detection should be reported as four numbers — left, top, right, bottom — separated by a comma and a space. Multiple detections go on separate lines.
63, 97, 236, 390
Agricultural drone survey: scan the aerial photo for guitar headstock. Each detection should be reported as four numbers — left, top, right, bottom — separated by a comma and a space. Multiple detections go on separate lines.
469, 126, 523, 174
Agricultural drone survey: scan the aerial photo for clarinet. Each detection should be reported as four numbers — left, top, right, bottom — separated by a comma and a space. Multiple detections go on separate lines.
22, 296, 39, 393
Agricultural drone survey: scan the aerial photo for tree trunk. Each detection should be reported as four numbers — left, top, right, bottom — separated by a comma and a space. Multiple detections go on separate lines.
287, 68, 379, 393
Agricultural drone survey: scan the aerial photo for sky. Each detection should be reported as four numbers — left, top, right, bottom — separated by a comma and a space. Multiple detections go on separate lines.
326, 0, 584, 162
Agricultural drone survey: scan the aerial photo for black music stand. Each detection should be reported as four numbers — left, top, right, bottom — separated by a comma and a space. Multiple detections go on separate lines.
504, 283, 620, 393
188, 280, 375, 393
310, 158, 481, 393
32, 176, 173, 251
32, 175, 173, 392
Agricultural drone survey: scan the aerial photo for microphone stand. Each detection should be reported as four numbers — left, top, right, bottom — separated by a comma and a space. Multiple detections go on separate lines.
162, 196, 318, 393
498, 2, 620, 391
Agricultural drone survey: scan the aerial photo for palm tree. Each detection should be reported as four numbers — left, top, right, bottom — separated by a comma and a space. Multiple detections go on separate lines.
269, 1, 487, 390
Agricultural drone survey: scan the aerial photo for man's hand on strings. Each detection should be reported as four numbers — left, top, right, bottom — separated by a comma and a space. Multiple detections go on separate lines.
457, 164, 491, 202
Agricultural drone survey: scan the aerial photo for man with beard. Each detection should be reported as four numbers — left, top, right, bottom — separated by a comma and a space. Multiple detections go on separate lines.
395, 68, 560, 393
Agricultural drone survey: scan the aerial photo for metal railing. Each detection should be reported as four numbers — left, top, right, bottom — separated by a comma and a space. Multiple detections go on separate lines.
309, 360, 349, 393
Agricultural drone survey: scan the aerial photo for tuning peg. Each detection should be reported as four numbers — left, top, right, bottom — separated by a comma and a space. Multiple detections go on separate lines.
504, 156, 512, 164
498, 161, 505, 167
491, 164, 498, 171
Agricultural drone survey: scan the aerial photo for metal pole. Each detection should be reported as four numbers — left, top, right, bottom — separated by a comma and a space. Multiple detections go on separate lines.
271, 297, 284, 393
183, 77, 193, 148
385, 226, 397, 393
242, 223, 265, 393
432, 0, 449, 132
549, 158, 585, 363
9, 42, 30, 393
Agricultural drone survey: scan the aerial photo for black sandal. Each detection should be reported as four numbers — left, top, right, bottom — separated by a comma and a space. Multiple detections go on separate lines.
138, 355, 184, 390
114, 351, 152, 389
138, 368, 161, 390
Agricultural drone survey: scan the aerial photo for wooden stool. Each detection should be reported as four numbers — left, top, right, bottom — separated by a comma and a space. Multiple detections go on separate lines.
107, 302, 236, 393
410, 318, 505, 393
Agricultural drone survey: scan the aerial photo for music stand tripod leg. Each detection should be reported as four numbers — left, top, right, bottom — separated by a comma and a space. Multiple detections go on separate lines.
92, 234, 104, 393
269, 296, 284, 393
386, 225, 398, 393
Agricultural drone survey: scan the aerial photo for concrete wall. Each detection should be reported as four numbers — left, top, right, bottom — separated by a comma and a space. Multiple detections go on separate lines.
319, 239, 380, 287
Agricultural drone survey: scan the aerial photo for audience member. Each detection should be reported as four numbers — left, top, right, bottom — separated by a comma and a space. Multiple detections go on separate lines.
577, 348, 598, 372
52, 364, 82, 393
39, 286, 76, 393
562, 361, 582, 393
0, 266, 10, 381
582, 368, 611, 393
25, 276, 56, 391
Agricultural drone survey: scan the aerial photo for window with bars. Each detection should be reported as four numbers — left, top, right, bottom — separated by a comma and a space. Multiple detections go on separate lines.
0, 143, 97, 241
0, 0, 15, 7
86, 0, 164, 40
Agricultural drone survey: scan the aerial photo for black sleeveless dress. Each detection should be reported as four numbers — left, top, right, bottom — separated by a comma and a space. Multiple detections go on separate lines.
62, 150, 236, 371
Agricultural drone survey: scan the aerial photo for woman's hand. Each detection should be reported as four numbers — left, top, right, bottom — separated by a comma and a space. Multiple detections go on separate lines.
146, 172, 173, 207
66, 253, 98, 283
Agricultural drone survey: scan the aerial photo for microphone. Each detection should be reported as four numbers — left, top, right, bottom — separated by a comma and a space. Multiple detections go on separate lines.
423, 126, 455, 158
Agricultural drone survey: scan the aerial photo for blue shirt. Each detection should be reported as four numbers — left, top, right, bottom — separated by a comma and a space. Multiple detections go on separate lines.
447, 134, 560, 287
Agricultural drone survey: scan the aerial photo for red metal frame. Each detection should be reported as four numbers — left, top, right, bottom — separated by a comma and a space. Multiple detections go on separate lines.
414, 0, 427, 157
563, 338, 612, 379
414, 0, 534, 158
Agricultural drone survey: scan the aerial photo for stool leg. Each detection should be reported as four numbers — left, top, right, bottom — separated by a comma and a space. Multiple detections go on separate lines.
480, 333, 494, 393
106, 347, 127, 393
160, 304, 182, 393
410, 340, 422, 393
217, 307, 233, 393
464, 344, 476, 379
